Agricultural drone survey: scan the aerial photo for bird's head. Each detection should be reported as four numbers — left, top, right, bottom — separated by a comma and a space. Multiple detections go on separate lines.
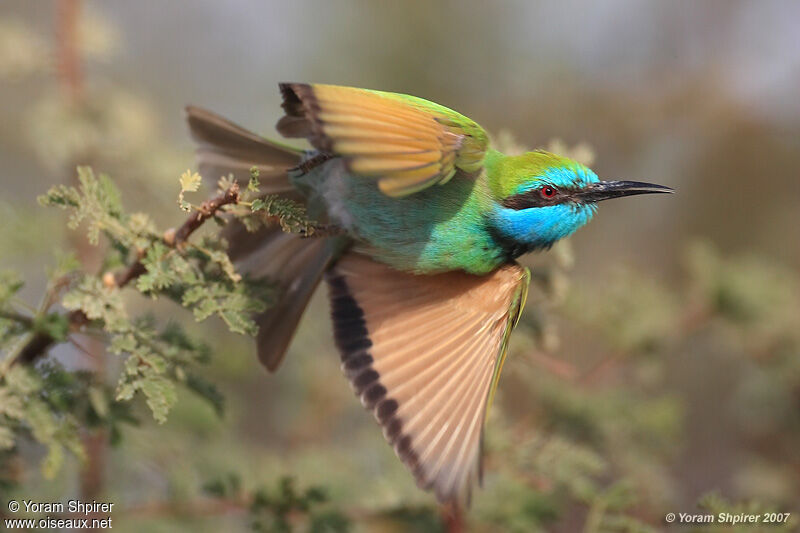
486, 150, 672, 254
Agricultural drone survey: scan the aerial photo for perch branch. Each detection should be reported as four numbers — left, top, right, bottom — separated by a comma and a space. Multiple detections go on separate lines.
13, 183, 241, 366
0, 310, 35, 327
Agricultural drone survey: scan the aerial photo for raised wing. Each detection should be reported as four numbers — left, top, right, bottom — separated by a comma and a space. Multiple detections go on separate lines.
326, 252, 529, 506
277, 83, 489, 197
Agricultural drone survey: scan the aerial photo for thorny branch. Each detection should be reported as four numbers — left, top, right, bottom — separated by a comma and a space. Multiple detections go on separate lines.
13, 182, 241, 366
0, 310, 35, 327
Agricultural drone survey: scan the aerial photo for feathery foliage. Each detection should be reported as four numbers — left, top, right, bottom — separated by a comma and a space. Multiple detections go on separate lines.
1, 8, 798, 531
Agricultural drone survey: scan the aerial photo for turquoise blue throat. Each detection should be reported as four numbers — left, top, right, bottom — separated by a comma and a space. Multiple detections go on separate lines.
489, 165, 599, 250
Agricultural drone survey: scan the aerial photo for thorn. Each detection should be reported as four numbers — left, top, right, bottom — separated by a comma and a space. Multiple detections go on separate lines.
163, 228, 176, 246
102, 272, 116, 289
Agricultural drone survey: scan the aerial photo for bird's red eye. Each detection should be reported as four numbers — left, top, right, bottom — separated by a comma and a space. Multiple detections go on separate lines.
541, 186, 557, 199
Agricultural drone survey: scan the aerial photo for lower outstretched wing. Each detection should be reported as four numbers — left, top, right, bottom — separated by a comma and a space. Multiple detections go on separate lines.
326, 252, 529, 506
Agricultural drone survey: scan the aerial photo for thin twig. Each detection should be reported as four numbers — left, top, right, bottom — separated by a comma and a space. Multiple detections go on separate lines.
0, 309, 34, 327
55, 0, 83, 103
40, 275, 73, 313
174, 184, 240, 244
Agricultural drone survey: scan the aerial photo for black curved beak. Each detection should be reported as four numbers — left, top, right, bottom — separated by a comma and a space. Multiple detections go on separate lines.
575, 180, 674, 203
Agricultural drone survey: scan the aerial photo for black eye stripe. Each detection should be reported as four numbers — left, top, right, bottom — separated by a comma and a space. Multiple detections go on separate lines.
502, 187, 574, 210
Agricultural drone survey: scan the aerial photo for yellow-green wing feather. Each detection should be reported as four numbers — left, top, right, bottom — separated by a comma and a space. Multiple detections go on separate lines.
276, 83, 489, 196
485, 266, 530, 419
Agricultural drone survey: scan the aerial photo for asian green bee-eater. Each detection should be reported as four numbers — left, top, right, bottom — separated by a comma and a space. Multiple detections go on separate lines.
186, 83, 671, 507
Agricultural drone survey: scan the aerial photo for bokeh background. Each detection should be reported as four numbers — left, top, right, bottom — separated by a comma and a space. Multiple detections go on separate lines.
1, 1, 799, 531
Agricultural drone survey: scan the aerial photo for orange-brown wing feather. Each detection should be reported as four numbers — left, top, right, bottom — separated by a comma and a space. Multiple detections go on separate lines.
326, 252, 529, 506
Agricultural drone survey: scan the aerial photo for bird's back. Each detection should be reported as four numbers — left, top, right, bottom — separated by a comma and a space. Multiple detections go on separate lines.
292, 155, 508, 274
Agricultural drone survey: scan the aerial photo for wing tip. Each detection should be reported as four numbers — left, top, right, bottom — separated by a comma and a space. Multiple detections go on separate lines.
278, 82, 311, 112
276, 82, 333, 150
184, 104, 201, 116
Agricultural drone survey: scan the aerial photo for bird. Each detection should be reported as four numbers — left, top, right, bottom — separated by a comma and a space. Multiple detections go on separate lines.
185, 83, 672, 508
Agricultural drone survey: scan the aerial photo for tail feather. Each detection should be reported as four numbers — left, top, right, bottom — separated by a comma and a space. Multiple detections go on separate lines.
186, 105, 303, 196
186, 106, 335, 371
224, 220, 336, 371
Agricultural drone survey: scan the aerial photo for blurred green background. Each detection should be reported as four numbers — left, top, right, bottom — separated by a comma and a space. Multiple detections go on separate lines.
1, 1, 799, 531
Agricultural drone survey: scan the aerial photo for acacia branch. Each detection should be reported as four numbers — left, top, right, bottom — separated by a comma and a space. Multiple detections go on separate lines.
0, 310, 35, 327
14, 183, 241, 366
55, 0, 83, 103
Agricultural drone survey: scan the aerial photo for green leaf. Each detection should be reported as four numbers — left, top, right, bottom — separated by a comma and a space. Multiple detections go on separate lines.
178, 169, 202, 212
182, 282, 265, 336
140, 375, 177, 425
0, 270, 24, 306
202, 247, 241, 283
88, 385, 110, 419
4, 364, 41, 394
128, 212, 158, 237
247, 166, 261, 193
203, 472, 242, 499
216, 174, 236, 195
179, 169, 202, 193
0, 426, 14, 450
115, 381, 136, 402
62, 276, 128, 331
0, 388, 25, 420
184, 372, 225, 417
136, 241, 188, 293
32, 312, 70, 342
219, 308, 257, 336
20, 387, 83, 477
47, 252, 81, 280
39, 166, 156, 250
250, 195, 319, 236
109, 332, 137, 354
41, 442, 64, 479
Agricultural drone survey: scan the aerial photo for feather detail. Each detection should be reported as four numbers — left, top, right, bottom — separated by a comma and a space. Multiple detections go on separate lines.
186, 105, 302, 194
326, 252, 529, 506
231, 226, 337, 371
276, 83, 489, 197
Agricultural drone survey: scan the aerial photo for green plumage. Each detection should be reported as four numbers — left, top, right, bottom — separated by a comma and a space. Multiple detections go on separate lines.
185, 84, 672, 508
293, 156, 502, 274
